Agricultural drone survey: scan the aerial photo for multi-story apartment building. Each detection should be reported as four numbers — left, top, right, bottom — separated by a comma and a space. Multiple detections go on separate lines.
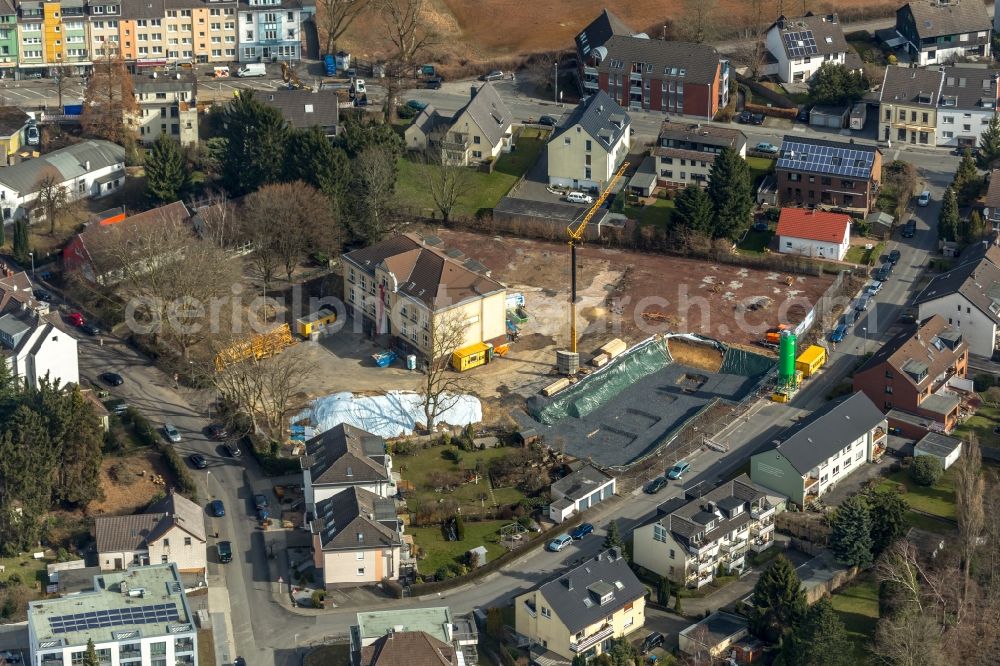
934, 64, 999, 150
17, 1, 45, 75
87, 0, 122, 60
131, 71, 198, 144
28, 563, 198, 666
878, 65, 944, 146
653, 120, 746, 189
237, 0, 313, 63
162, 0, 237, 64
632, 475, 775, 588
16, 0, 91, 75
547, 90, 631, 191
775, 135, 882, 213
0, 0, 18, 75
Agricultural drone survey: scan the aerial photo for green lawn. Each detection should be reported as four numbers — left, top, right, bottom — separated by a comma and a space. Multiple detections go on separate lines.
738, 229, 773, 253
746, 156, 776, 189
624, 197, 675, 227
398, 445, 527, 514
844, 242, 886, 267
0, 554, 49, 589
953, 401, 1000, 447
409, 519, 509, 574
878, 467, 956, 520
395, 136, 546, 217
830, 577, 879, 664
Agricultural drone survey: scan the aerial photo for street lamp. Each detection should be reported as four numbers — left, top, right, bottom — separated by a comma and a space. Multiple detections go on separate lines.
28, 251, 34, 277
861, 326, 868, 355
553, 61, 558, 103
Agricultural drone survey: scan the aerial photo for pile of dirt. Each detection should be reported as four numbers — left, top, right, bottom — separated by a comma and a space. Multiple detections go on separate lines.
665, 337, 724, 373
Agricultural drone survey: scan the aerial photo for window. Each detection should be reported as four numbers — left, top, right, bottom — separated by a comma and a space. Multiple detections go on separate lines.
856, 449, 864, 461
668, 548, 675, 559
541, 606, 551, 618
473, 135, 480, 144
357, 567, 365, 576
885, 370, 893, 378
184, 536, 192, 546
653, 525, 667, 543
356, 552, 364, 560
163, 538, 170, 547
885, 386, 893, 394
921, 112, 928, 123
832, 465, 840, 476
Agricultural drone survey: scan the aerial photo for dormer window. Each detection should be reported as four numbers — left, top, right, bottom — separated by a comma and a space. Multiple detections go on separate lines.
918, 93, 932, 105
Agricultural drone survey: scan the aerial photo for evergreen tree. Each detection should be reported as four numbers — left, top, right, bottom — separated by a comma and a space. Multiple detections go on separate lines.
961, 209, 987, 245
605, 636, 636, 666
12, 219, 29, 265
144, 135, 191, 204
220, 90, 289, 196
285, 127, 352, 204
673, 184, 714, 234
977, 113, 1000, 169
707, 147, 753, 239
938, 186, 959, 242
808, 62, 868, 106
777, 598, 853, 666
830, 494, 874, 567
748, 555, 807, 643
336, 116, 404, 160
83, 639, 99, 666
867, 487, 908, 557
571, 655, 588, 666
953, 149, 981, 204
603, 519, 625, 550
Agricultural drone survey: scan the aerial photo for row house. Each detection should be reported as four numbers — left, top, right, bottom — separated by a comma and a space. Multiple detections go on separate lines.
0, 0, 15, 74
895, 0, 991, 66
653, 120, 746, 189
237, 0, 312, 63
934, 65, 999, 150
751, 393, 888, 508
632, 475, 776, 588
878, 65, 944, 146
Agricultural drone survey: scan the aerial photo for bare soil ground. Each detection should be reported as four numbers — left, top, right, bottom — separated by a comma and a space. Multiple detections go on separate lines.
89, 449, 174, 516
666, 337, 724, 373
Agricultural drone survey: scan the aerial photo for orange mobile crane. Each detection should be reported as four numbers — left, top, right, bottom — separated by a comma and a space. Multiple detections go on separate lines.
564, 161, 629, 354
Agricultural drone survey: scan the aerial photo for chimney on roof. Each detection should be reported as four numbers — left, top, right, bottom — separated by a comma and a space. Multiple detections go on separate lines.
470, 85, 478, 100
563, 577, 573, 590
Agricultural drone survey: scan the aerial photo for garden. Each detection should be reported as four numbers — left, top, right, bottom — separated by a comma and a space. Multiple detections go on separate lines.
829, 575, 880, 665
877, 457, 958, 534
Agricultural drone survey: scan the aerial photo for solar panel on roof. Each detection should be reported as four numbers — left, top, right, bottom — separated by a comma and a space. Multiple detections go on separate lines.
47, 603, 179, 634
777, 140, 875, 178
783, 29, 818, 57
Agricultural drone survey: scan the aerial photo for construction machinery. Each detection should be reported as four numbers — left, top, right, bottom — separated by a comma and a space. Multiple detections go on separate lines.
280, 61, 306, 90
564, 161, 629, 355
214, 324, 296, 371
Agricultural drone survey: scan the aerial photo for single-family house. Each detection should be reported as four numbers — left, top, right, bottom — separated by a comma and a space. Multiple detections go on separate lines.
351, 607, 478, 666
914, 256, 1000, 357
309, 486, 403, 588
0, 139, 126, 221
895, 0, 992, 66
94, 490, 207, 574
852, 315, 969, 433
547, 91, 631, 191
764, 13, 851, 83
775, 135, 882, 212
653, 121, 746, 190
515, 548, 645, 662
914, 431, 963, 469
678, 611, 751, 661
0, 106, 31, 166
775, 208, 852, 260
751, 393, 888, 507
548, 465, 616, 524
584, 35, 729, 119
260, 89, 340, 137
131, 73, 199, 146
632, 475, 776, 587
341, 233, 507, 359
935, 65, 999, 149
879, 65, 945, 146
403, 83, 512, 166
0, 270, 78, 390
302, 423, 394, 519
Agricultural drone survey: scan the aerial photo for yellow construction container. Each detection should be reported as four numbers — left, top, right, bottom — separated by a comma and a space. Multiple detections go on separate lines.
451, 342, 493, 372
296, 306, 338, 338
795, 345, 827, 378
771, 390, 790, 403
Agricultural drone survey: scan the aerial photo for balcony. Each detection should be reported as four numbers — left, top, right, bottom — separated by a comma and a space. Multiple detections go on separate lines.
750, 536, 775, 553
522, 600, 536, 618
751, 519, 774, 537
688, 572, 714, 589
440, 134, 469, 151
175, 639, 194, 653
569, 624, 615, 653
697, 558, 715, 573
630, 85, 642, 95
583, 78, 598, 90
751, 504, 775, 520
583, 65, 597, 76
803, 475, 820, 491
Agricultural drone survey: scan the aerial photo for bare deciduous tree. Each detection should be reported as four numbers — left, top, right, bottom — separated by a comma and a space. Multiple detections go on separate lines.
81, 51, 138, 145
375, 0, 435, 69
193, 191, 244, 251
34, 170, 68, 235
349, 146, 398, 242
420, 312, 475, 432
733, 0, 776, 81
318, 0, 369, 56
680, 0, 718, 44
956, 433, 985, 604
872, 608, 945, 666
423, 152, 468, 222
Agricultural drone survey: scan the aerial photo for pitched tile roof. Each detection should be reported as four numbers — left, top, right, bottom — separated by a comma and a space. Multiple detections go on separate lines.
655, 120, 747, 152
769, 13, 850, 59
147, 491, 206, 542
342, 233, 505, 311
535, 549, 645, 634
651, 475, 764, 547
879, 65, 945, 106
855, 314, 967, 390
313, 487, 400, 551
937, 65, 999, 112
766, 393, 885, 475
551, 90, 630, 150
303, 423, 389, 486
359, 631, 456, 666
259, 89, 339, 130
776, 208, 851, 243
901, 0, 991, 40
457, 83, 511, 148
596, 36, 722, 87
914, 256, 1000, 323
575, 9, 633, 61
95, 491, 205, 553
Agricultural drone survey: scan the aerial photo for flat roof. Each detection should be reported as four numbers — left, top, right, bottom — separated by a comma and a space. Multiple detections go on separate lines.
921, 392, 960, 416
915, 432, 962, 458
356, 607, 452, 643
29, 564, 193, 650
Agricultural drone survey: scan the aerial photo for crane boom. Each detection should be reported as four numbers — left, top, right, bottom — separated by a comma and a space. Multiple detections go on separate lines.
566, 161, 629, 355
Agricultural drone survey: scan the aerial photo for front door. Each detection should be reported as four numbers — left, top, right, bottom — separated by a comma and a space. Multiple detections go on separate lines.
262, 47, 271, 60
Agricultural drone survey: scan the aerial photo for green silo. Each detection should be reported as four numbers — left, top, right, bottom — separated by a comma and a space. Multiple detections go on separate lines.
779, 330, 797, 388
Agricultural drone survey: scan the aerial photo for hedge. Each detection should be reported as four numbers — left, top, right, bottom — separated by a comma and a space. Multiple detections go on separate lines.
246, 433, 301, 476
744, 102, 798, 119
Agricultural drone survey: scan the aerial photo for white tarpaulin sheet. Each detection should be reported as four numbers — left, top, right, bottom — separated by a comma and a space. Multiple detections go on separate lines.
294, 390, 482, 438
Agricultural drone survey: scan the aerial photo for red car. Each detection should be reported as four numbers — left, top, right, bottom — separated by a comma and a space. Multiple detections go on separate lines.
66, 312, 85, 327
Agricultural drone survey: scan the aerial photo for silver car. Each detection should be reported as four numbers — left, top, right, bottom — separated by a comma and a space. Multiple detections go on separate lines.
163, 423, 181, 443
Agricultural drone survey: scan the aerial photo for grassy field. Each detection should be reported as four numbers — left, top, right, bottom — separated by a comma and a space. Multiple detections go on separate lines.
844, 241, 886, 267
398, 445, 526, 513
830, 576, 879, 664
624, 197, 675, 227
409, 519, 509, 574
0, 554, 49, 589
395, 135, 546, 217
954, 401, 1000, 447
197, 629, 217, 666
878, 467, 957, 519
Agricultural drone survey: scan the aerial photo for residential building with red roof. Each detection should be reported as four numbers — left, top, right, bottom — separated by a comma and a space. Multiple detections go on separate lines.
776, 208, 852, 260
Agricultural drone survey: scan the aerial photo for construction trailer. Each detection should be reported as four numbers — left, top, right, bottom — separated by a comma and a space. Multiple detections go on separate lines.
451, 342, 494, 372
295, 305, 337, 338
795, 345, 827, 378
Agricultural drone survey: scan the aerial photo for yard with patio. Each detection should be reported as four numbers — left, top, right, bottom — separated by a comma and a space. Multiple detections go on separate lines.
409, 519, 510, 577
953, 400, 1000, 447
624, 197, 675, 227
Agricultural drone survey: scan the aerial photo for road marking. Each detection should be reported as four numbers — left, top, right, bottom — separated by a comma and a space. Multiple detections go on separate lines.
3, 89, 29, 99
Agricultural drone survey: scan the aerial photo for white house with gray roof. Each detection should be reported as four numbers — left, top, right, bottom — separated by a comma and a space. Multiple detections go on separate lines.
750, 392, 888, 507
934, 64, 999, 149
0, 140, 126, 222
548, 464, 616, 524
547, 91, 631, 191
763, 13, 852, 83
632, 475, 776, 588
403, 83, 512, 167
301, 423, 394, 515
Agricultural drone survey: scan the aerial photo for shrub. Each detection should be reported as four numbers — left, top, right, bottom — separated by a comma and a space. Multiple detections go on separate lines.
103, 428, 125, 454
984, 385, 1000, 406
973, 372, 996, 392
434, 566, 451, 581
455, 515, 466, 541
158, 442, 198, 497
310, 590, 325, 608
108, 461, 134, 485
909, 456, 943, 487
396, 104, 418, 119
443, 448, 462, 463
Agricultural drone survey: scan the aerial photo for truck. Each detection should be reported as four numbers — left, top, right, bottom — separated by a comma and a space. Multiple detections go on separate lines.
237, 63, 266, 78
323, 54, 336, 76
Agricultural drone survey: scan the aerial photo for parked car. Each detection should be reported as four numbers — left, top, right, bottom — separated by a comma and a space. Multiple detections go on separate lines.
855, 294, 872, 312
570, 523, 594, 539
538, 115, 558, 127
80, 323, 99, 336
351, 79, 366, 95
644, 477, 668, 494
189, 453, 208, 469
32, 289, 51, 301
666, 461, 690, 480
163, 423, 181, 443
207, 423, 229, 440
797, 107, 810, 122
750, 112, 765, 125
735, 110, 752, 124
480, 70, 503, 81
899, 311, 917, 324
888, 249, 901, 265
566, 191, 594, 204
26, 125, 39, 146
866, 281, 884, 295
66, 312, 85, 327
875, 263, 892, 281
754, 142, 779, 154
641, 632, 665, 653
217, 541, 233, 563
902, 220, 916, 238
253, 494, 269, 510
917, 190, 931, 207
546, 535, 573, 552
829, 324, 848, 343
225, 441, 242, 457
100, 372, 124, 386
405, 99, 427, 111
424, 76, 443, 89
209, 499, 226, 517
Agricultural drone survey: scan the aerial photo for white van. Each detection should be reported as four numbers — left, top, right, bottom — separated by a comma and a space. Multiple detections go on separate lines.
237, 63, 266, 78
566, 191, 594, 204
